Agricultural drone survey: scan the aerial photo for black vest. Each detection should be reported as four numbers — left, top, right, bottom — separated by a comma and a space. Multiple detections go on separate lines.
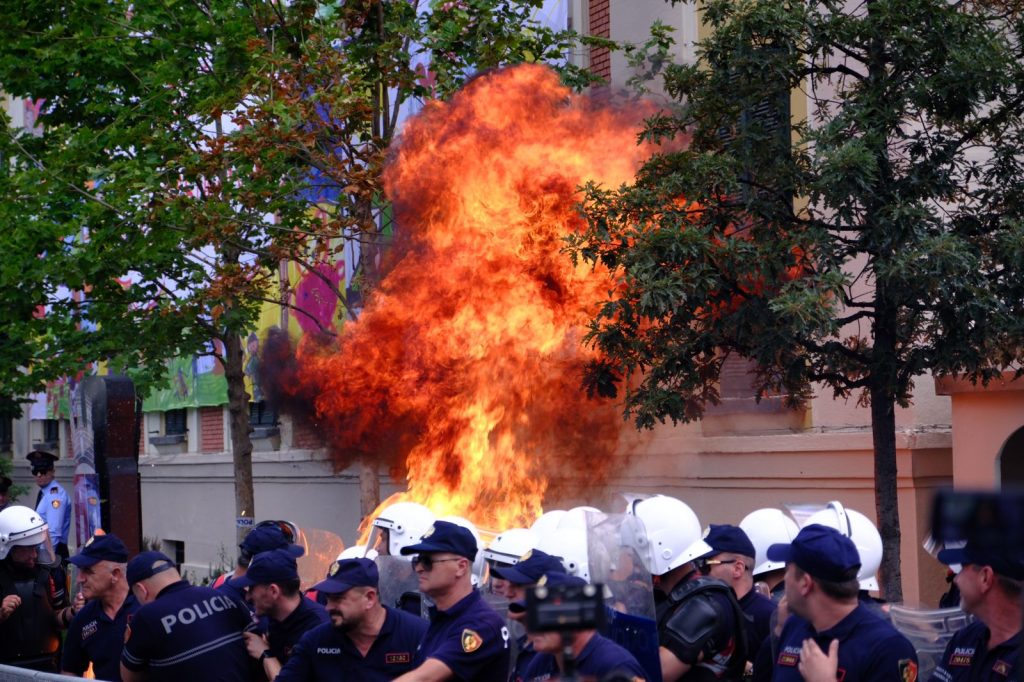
0, 560, 62, 671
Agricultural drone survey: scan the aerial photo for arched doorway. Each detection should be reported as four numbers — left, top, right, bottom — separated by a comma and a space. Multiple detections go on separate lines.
998, 425, 1024, 487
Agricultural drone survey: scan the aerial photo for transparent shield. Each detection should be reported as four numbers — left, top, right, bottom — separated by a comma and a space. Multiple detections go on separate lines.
585, 511, 656, 620
375, 554, 422, 613
889, 604, 974, 681
296, 528, 346, 590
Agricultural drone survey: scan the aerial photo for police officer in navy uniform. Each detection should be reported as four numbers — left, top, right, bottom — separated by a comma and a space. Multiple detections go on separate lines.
767, 524, 918, 681
692, 525, 776, 674
277, 557, 428, 681
491, 549, 567, 682
236, 546, 329, 680
216, 521, 299, 606
929, 541, 1022, 681
510, 572, 648, 681
393, 520, 511, 681
120, 551, 254, 682
27, 451, 71, 561
0, 505, 68, 672
62, 532, 140, 681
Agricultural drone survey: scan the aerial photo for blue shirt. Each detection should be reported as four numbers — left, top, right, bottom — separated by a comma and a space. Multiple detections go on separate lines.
522, 632, 648, 681
276, 605, 427, 681
414, 588, 511, 681
63, 593, 140, 681
36, 480, 70, 546
266, 596, 330, 663
121, 580, 254, 682
773, 604, 918, 681
930, 620, 1020, 681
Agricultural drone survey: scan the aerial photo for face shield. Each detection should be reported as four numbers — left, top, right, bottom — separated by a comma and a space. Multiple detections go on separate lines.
366, 526, 393, 557
9, 527, 58, 569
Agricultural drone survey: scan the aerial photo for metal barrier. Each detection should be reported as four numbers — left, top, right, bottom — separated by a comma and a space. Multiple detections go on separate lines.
0, 665, 86, 681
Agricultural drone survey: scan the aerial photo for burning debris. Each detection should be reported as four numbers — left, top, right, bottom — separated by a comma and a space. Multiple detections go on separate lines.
266, 65, 656, 530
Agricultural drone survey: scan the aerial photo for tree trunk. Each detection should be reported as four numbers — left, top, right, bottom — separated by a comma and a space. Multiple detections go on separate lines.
870, 289, 903, 602
224, 332, 256, 547
359, 456, 380, 520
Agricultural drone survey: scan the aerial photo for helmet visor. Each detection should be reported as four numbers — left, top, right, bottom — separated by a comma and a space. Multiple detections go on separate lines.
8, 528, 57, 568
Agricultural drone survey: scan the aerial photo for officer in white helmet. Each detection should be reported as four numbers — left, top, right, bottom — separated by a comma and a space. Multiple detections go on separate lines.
628, 495, 748, 681
0, 505, 68, 672
367, 502, 435, 558
480, 527, 536, 599
740, 508, 800, 600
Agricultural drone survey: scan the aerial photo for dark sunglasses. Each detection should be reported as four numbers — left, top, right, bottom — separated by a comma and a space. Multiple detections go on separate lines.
411, 555, 462, 572
696, 558, 741, 575
30, 469, 51, 476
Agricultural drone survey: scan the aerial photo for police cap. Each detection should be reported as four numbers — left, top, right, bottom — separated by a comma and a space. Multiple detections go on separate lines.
313, 557, 378, 595
70, 532, 129, 568
766, 524, 861, 583
26, 450, 58, 474
234, 545, 304, 587
400, 520, 477, 561
694, 524, 757, 561
127, 551, 177, 586
492, 549, 566, 585
938, 540, 1024, 580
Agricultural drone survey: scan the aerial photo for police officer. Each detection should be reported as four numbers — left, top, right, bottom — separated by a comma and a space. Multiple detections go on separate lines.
629, 495, 748, 681
277, 557, 428, 681
120, 550, 253, 682
513, 572, 649, 681
215, 520, 300, 605
27, 450, 71, 560
692, 525, 776, 670
491, 549, 567, 682
394, 520, 511, 681
0, 505, 67, 672
62, 532, 139, 681
929, 541, 1022, 680
237, 546, 329, 679
766, 524, 918, 681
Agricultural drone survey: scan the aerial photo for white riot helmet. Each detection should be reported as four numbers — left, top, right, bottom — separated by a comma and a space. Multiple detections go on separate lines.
626, 495, 709, 576
530, 510, 567, 538
0, 505, 56, 565
439, 515, 488, 586
740, 508, 800, 576
481, 528, 536, 567
337, 545, 379, 561
535, 523, 591, 582
804, 501, 883, 591
369, 502, 435, 558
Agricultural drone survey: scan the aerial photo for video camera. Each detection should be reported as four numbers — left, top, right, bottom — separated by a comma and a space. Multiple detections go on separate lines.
526, 581, 607, 633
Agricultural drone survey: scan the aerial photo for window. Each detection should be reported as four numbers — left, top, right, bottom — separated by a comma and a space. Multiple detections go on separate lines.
43, 419, 60, 443
165, 409, 187, 436
249, 402, 279, 439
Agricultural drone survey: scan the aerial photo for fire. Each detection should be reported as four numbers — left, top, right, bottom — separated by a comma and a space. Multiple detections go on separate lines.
273, 65, 656, 532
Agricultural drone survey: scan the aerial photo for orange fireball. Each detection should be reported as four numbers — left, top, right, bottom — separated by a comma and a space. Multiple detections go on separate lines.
281, 65, 657, 531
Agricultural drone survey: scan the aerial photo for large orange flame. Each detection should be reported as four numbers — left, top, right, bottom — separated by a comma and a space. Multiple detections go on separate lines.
275, 65, 656, 532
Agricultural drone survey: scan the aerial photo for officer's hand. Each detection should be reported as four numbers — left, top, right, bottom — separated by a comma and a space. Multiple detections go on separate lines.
1, 594, 21, 620
243, 631, 270, 659
798, 638, 839, 682
73, 591, 86, 611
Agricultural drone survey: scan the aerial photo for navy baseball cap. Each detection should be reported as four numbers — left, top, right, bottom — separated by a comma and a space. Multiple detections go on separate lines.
767, 524, 861, 582
509, 572, 588, 613
492, 549, 567, 585
314, 558, 379, 594
234, 545, 305, 587
400, 520, 478, 561
127, 551, 177, 586
240, 525, 294, 555
70, 533, 129, 568
694, 524, 757, 561
938, 541, 1024, 580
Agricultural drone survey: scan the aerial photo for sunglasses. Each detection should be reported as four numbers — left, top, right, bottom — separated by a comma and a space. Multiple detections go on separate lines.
411, 555, 462, 572
30, 469, 51, 476
696, 558, 742, 575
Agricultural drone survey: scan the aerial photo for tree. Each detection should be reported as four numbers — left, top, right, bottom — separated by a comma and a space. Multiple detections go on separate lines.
0, 0, 604, 531
570, 0, 1024, 601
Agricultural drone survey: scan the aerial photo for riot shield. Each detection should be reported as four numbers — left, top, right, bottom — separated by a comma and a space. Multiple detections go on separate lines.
585, 511, 662, 682
888, 604, 973, 680
295, 527, 346, 590
375, 554, 425, 617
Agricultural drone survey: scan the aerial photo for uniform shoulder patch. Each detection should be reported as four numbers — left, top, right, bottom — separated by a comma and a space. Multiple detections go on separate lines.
992, 660, 1010, 677
899, 659, 918, 682
52, 499, 61, 509
461, 628, 483, 653
50, 486, 59, 493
